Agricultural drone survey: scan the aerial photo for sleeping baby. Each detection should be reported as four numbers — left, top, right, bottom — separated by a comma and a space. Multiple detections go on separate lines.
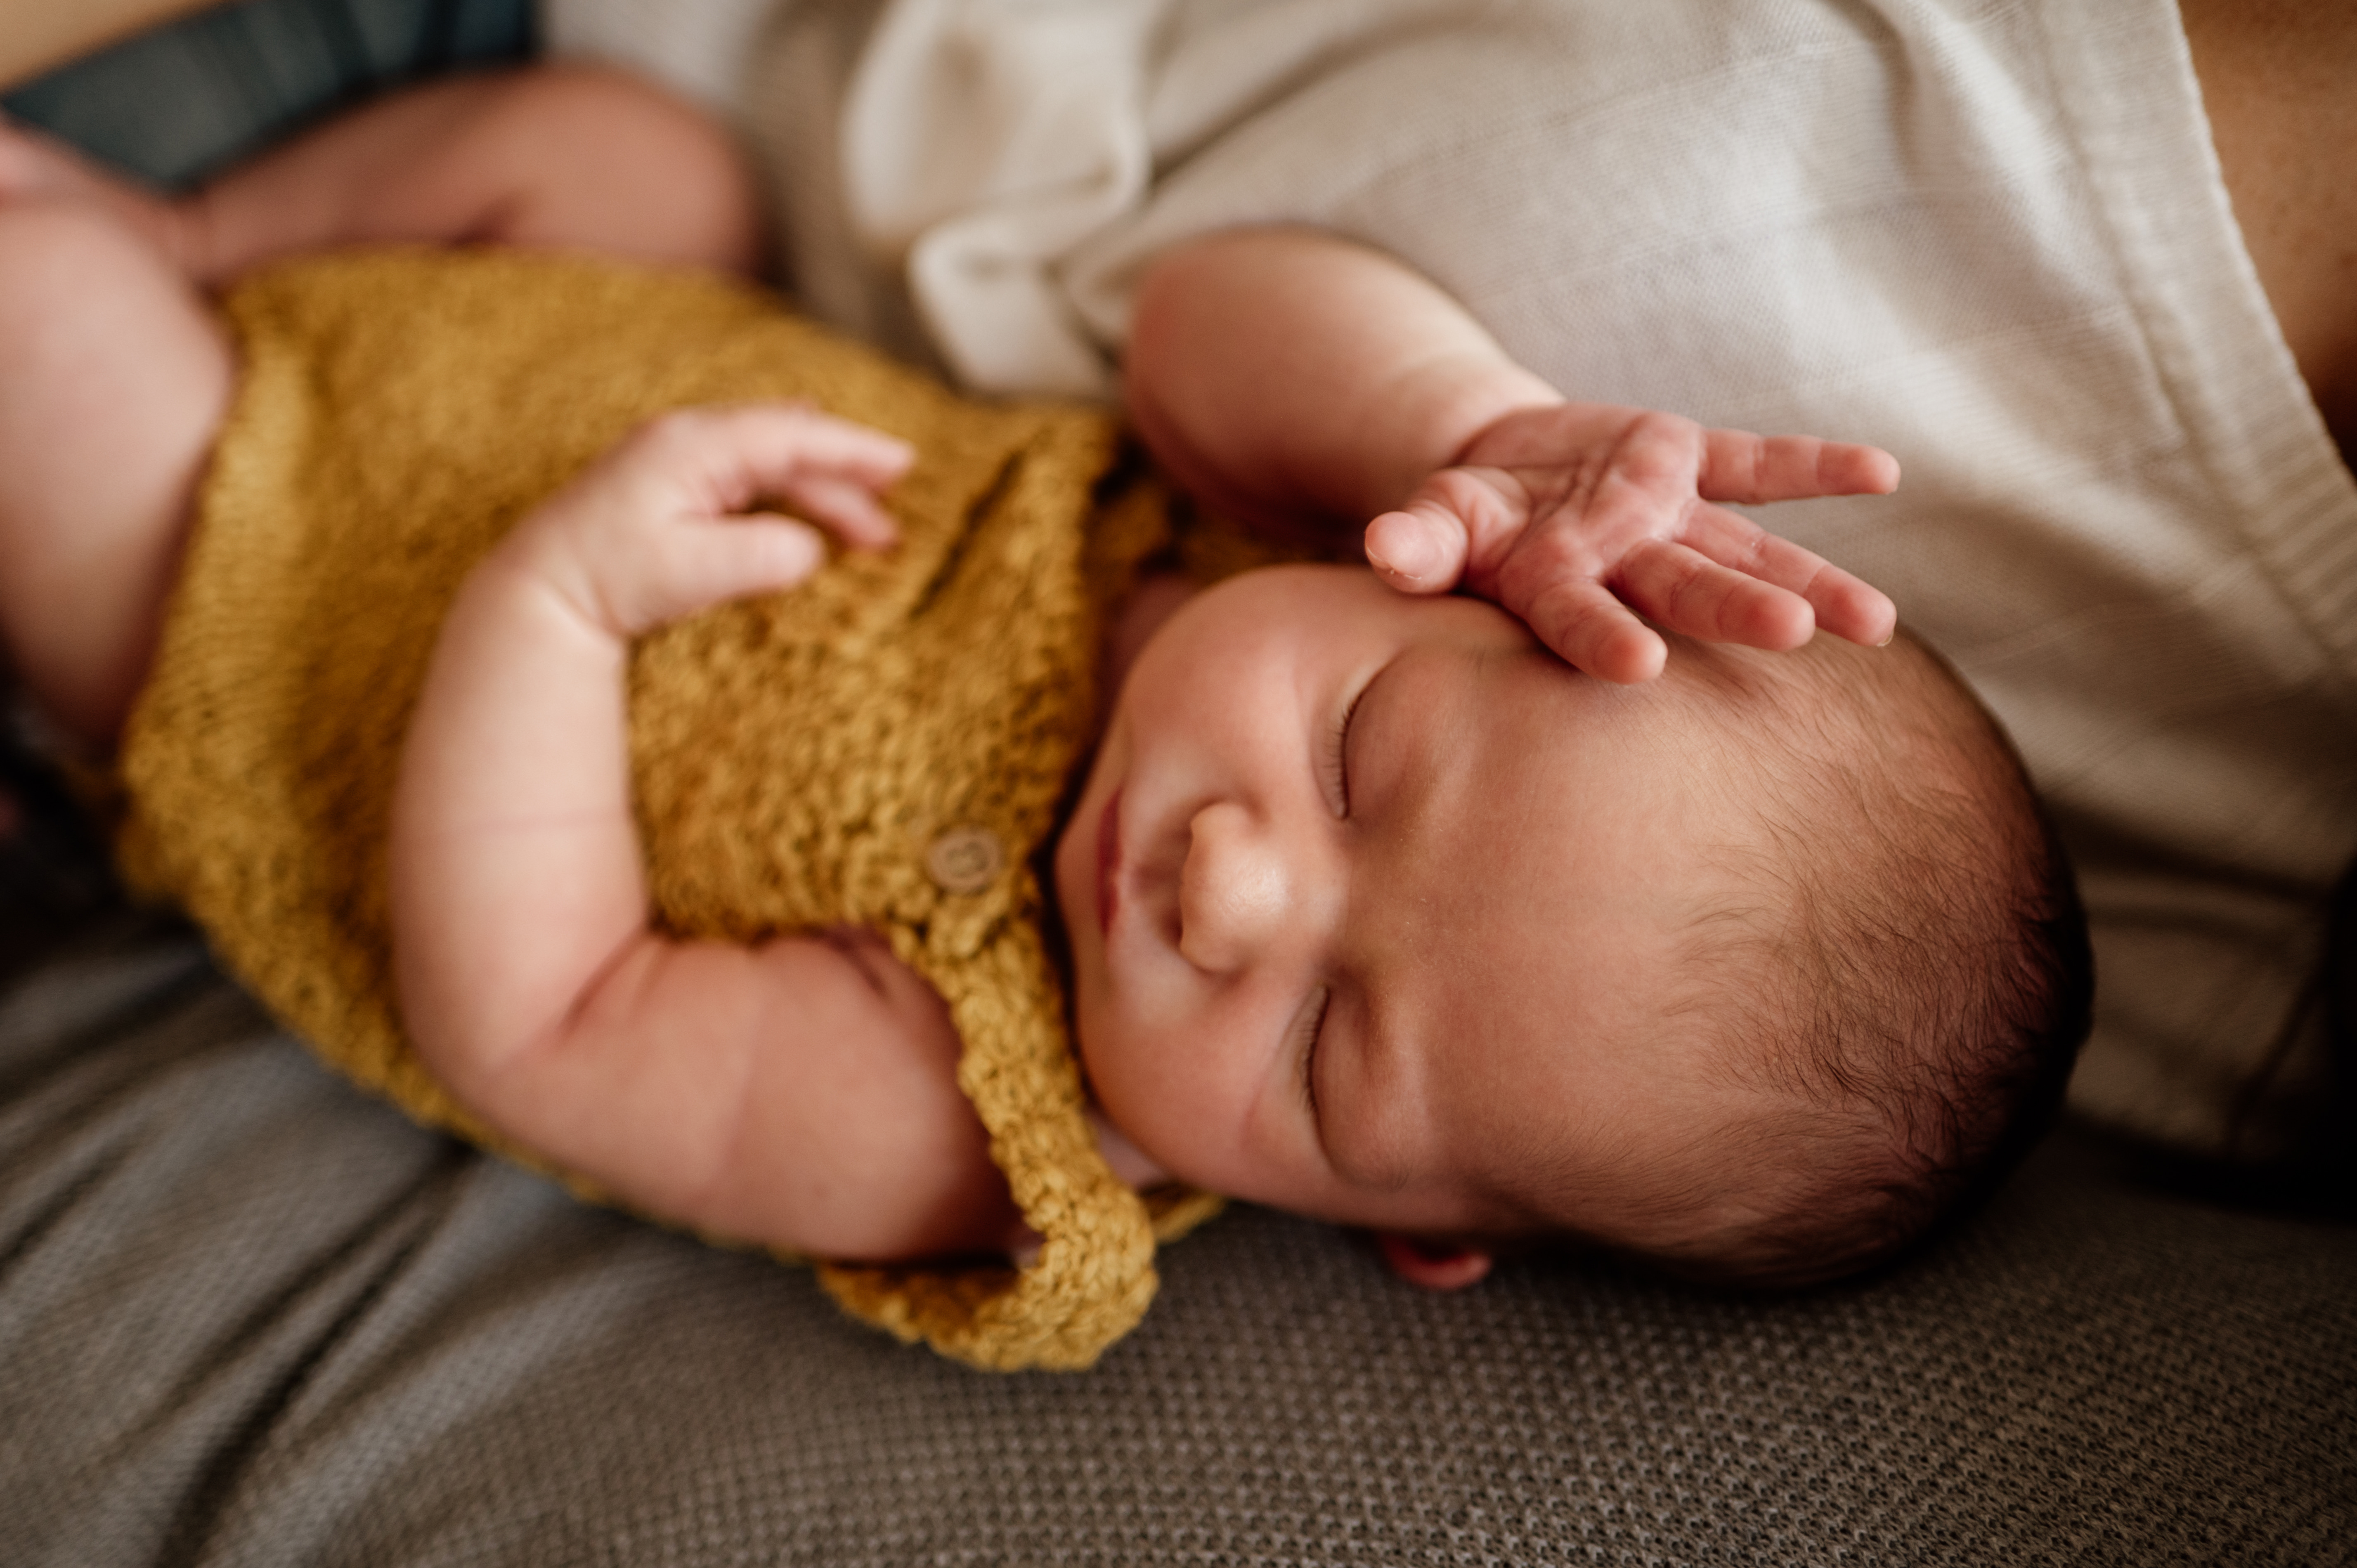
0, 66, 2089, 1367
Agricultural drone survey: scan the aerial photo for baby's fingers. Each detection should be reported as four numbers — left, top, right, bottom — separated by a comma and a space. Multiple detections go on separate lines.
1365, 499, 1471, 594
1366, 465, 1542, 594
619, 514, 830, 631
1698, 429, 1899, 504
1679, 505, 1898, 647
775, 473, 901, 552
631, 404, 913, 545
1615, 538, 1816, 652
1516, 576, 1671, 684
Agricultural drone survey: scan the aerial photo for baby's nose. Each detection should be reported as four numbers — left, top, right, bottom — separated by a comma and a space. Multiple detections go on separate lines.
1177, 802, 1311, 974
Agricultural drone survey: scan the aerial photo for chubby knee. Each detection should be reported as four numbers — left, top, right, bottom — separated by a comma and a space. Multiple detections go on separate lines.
475, 63, 763, 273
0, 197, 127, 283
0, 198, 177, 338
504, 59, 719, 130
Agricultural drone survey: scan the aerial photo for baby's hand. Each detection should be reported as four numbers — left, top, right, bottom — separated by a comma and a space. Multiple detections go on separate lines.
501, 403, 912, 639
1363, 402, 1899, 682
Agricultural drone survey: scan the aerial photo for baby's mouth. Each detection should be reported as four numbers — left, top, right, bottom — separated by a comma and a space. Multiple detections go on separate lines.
1095, 785, 1123, 938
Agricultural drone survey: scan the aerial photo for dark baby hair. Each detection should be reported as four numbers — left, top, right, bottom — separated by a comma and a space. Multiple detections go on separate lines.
1630, 632, 2093, 1286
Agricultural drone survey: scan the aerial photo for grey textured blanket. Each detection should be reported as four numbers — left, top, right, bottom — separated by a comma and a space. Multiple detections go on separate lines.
2, 884, 2351, 1564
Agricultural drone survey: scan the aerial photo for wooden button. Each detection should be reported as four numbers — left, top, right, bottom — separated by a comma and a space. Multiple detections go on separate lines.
925, 825, 1005, 895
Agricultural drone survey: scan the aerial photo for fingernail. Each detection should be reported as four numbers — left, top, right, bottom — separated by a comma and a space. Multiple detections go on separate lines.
1369, 521, 1438, 582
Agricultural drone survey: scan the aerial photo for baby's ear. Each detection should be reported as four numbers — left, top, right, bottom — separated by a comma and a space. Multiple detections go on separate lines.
1376, 1233, 1494, 1291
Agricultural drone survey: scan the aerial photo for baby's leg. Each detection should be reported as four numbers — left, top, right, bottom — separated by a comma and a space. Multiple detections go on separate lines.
4, 66, 762, 290
0, 115, 190, 264
0, 199, 230, 749
168, 65, 766, 281
1, 63, 760, 286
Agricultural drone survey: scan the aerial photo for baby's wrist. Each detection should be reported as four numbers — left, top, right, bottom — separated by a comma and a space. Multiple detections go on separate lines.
1439, 374, 1569, 470
458, 525, 631, 659
1375, 356, 1560, 511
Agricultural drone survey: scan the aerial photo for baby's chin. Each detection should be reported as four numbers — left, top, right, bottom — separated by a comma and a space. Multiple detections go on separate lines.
1083, 1106, 1174, 1189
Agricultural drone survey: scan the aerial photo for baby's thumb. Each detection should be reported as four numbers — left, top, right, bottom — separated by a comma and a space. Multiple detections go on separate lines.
1365, 500, 1470, 595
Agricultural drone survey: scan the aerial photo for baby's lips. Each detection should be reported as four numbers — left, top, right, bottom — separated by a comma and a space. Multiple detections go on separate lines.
1095, 785, 1124, 939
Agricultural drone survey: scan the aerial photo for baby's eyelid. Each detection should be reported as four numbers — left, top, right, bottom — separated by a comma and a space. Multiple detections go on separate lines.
1295, 983, 1333, 1128
1323, 670, 1380, 818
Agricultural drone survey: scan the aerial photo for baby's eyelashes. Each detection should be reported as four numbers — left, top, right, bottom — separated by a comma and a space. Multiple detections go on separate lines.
1322, 687, 1365, 816
1323, 658, 1405, 820
1292, 985, 1333, 1117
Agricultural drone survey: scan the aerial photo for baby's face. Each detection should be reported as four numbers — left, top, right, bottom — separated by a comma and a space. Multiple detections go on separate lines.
1055, 566, 1771, 1248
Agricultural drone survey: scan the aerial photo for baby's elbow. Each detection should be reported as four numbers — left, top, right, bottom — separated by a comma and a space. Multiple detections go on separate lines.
745, 1098, 1024, 1267
801, 1159, 1026, 1267
693, 941, 1025, 1265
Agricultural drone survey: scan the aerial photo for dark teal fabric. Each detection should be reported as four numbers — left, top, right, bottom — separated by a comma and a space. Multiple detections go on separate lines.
2, 0, 532, 188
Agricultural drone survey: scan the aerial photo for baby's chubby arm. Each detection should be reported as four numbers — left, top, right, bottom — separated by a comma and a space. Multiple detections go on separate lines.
390, 405, 1024, 1262
1124, 229, 1899, 682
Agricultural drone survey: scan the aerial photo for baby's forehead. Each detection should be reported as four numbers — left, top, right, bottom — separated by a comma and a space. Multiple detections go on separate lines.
1335, 628, 1921, 1228
1361, 628, 1966, 1234
1391, 626, 1754, 796
1344, 601, 1922, 973
1362, 642, 1726, 1023
1370, 635, 1846, 1030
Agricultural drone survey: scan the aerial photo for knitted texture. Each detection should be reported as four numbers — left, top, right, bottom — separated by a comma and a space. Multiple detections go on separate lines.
116, 247, 1215, 1371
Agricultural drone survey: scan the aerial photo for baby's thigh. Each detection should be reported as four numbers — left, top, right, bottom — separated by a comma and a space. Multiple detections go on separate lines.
0, 200, 230, 748
409, 64, 764, 273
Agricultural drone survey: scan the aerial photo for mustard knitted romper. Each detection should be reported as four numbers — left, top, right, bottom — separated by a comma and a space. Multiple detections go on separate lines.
116, 248, 1220, 1372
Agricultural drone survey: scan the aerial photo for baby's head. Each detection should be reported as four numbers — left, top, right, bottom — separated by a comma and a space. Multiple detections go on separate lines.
1054, 565, 2089, 1289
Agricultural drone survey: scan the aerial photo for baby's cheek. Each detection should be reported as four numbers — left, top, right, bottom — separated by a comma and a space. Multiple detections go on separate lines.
1071, 1005, 1139, 1112
1074, 1013, 1190, 1166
